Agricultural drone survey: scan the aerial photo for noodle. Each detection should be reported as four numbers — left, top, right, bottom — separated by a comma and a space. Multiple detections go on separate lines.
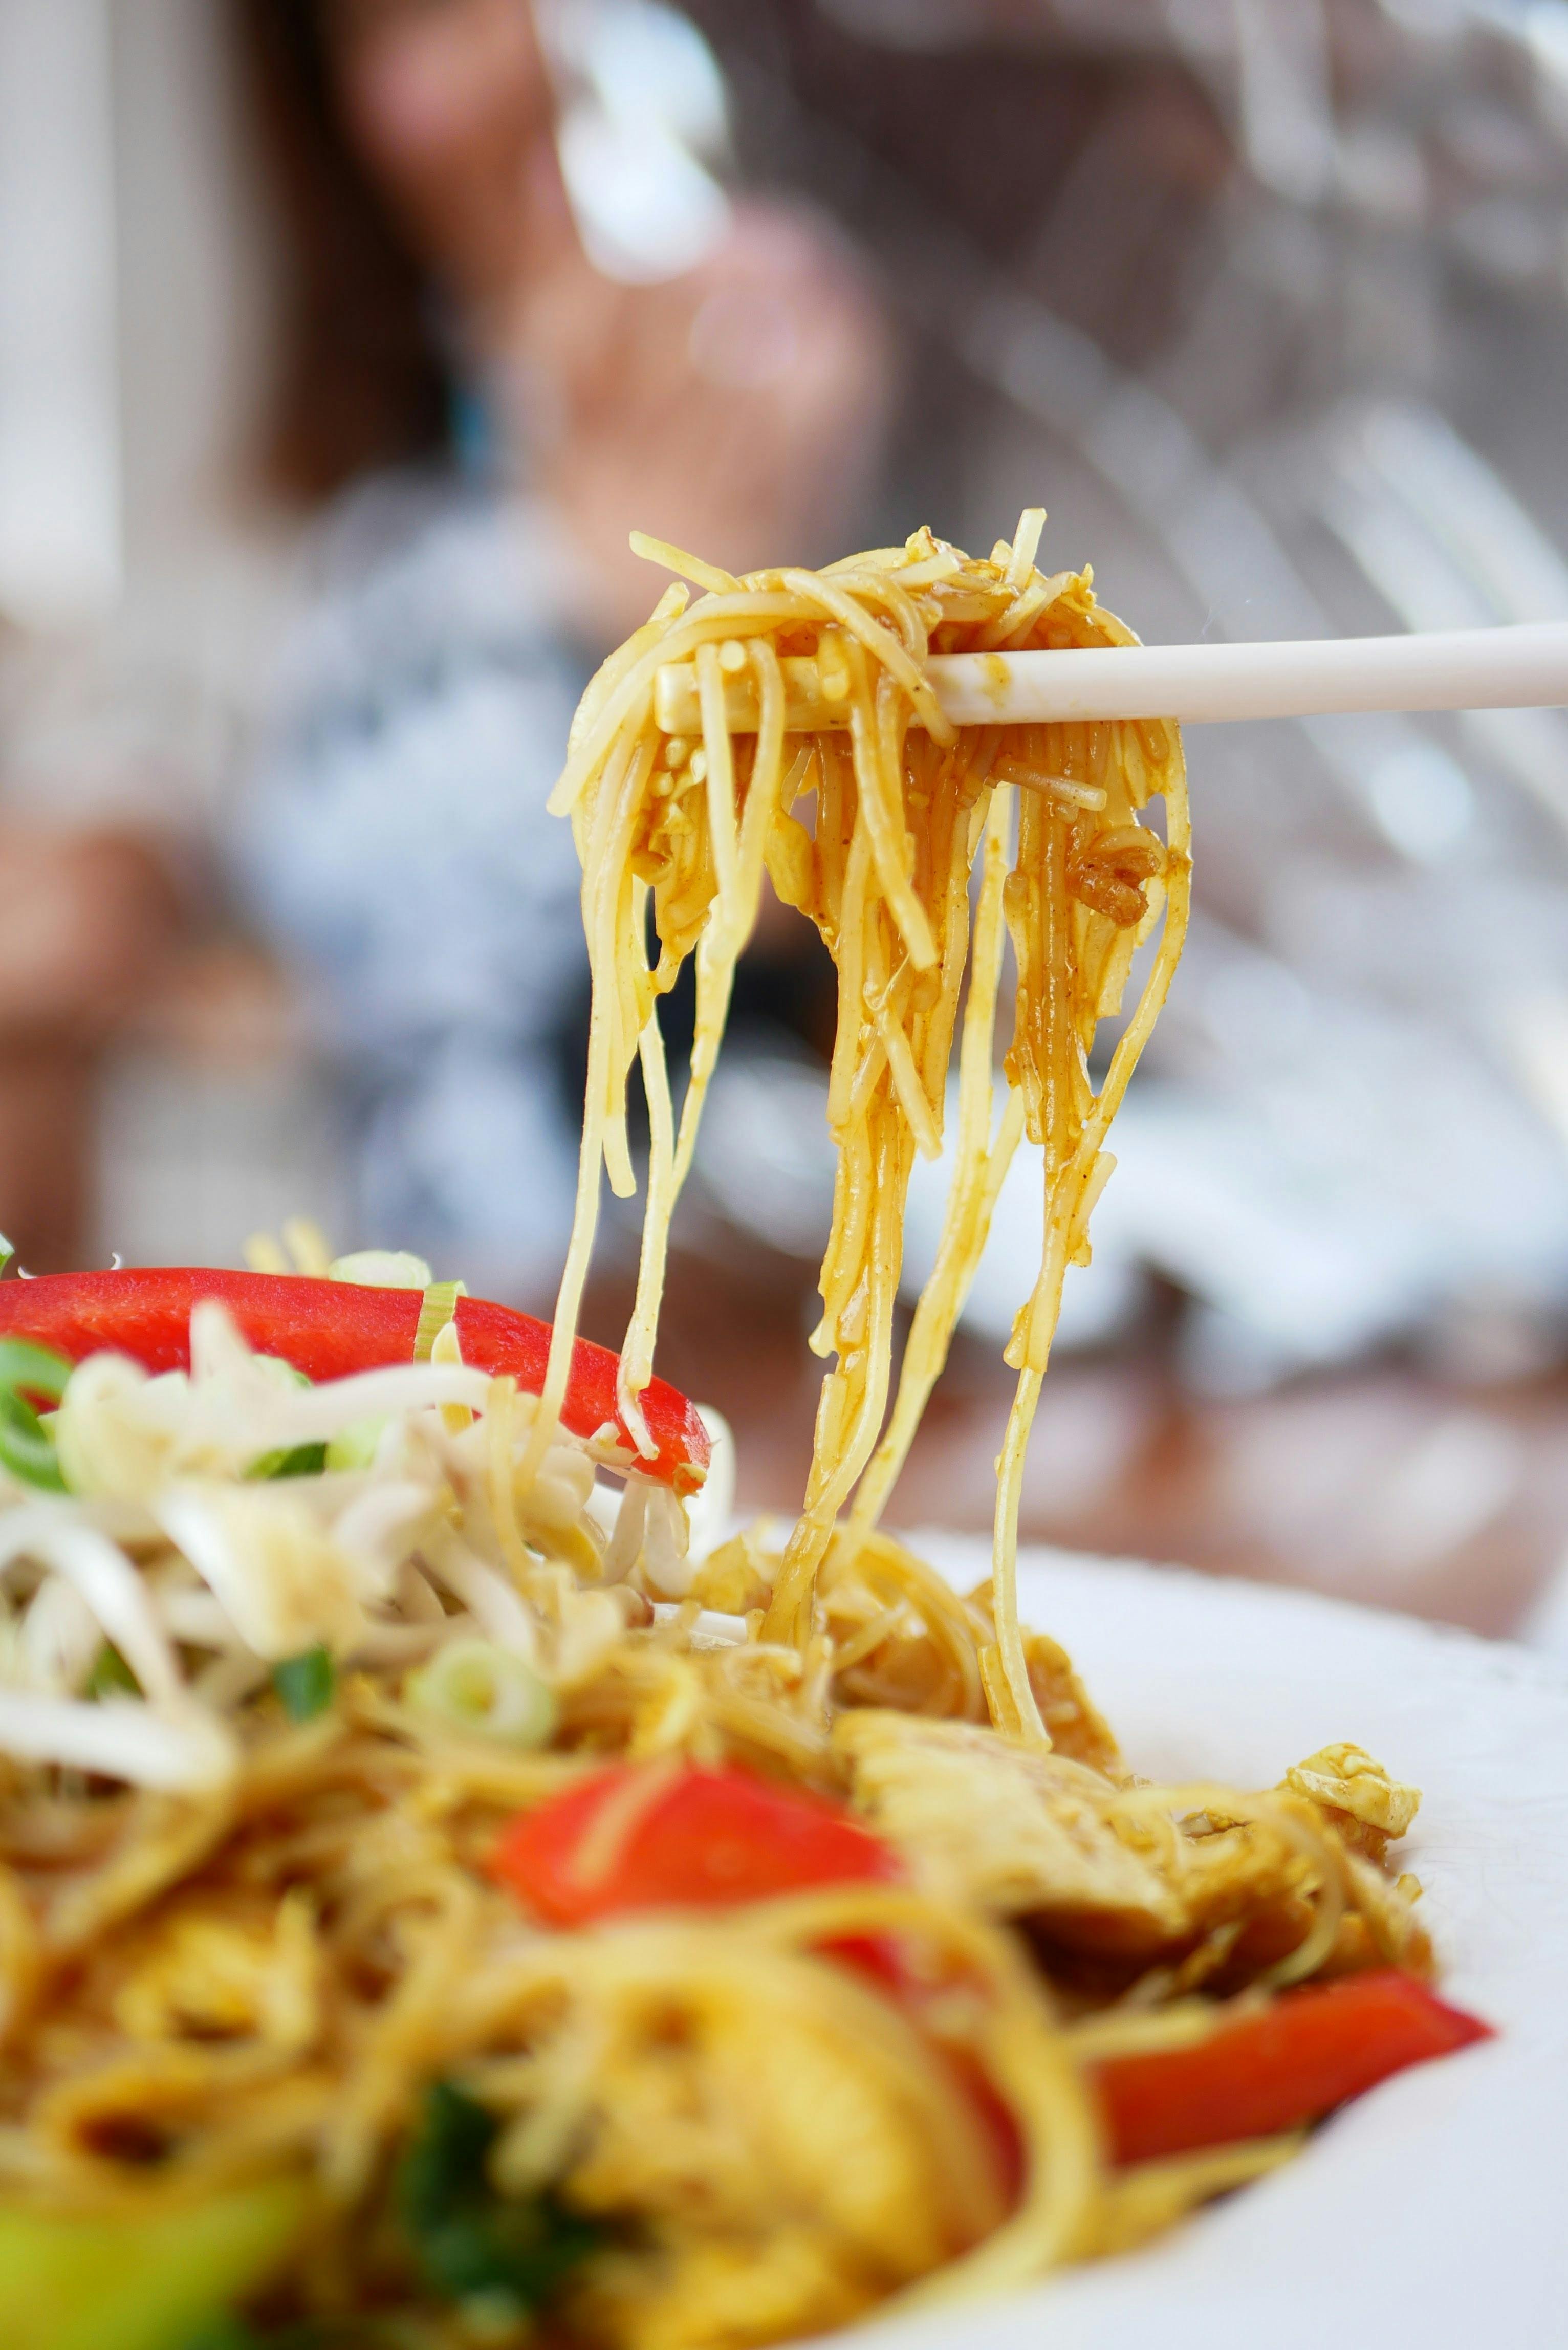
0, 519, 1461, 2349
542, 525, 1189, 1728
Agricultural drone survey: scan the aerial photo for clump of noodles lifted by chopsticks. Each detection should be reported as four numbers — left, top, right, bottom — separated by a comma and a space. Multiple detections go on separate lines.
533, 514, 1190, 1739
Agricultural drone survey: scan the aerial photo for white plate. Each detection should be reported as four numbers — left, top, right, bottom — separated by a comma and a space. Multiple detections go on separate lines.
842, 1539, 1568, 2350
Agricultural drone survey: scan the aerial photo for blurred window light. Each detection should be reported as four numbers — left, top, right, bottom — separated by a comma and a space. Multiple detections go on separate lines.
0, 0, 120, 626
1366, 742, 1476, 858
542, 0, 731, 282
1233, 0, 1336, 205
1525, 1, 1568, 80
1377, 0, 1473, 36
1324, 400, 1568, 635
1507, 991, 1568, 1157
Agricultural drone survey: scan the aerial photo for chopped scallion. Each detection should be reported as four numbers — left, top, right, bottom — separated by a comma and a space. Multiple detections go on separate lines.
271, 1646, 335, 1722
248, 1441, 329, 1482
0, 1337, 72, 1492
323, 1417, 386, 1472
405, 1641, 557, 1749
396, 2080, 601, 2312
88, 1643, 140, 1700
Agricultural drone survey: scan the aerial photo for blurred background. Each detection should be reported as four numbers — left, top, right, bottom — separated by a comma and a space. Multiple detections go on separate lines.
4, 0, 1568, 1642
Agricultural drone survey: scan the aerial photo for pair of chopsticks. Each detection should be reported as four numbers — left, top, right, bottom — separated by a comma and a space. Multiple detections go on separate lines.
653, 621, 1568, 733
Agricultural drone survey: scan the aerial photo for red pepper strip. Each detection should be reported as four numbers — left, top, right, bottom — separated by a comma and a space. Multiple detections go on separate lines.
0, 1269, 709, 1493
491, 1764, 902, 1926
1094, 1969, 1493, 2167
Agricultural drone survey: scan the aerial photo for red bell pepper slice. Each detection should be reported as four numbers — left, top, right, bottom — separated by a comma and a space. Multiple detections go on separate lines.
0, 1269, 708, 1492
491, 1764, 901, 1926
1094, 1969, 1493, 2166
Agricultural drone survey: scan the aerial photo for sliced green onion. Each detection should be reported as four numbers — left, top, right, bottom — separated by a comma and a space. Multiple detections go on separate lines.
248, 1441, 329, 1482
397, 2080, 601, 2313
271, 1646, 335, 1722
243, 1361, 323, 1480
0, 1337, 73, 1491
324, 1416, 387, 1472
413, 1280, 468, 1362
405, 1641, 557, 1748
88, 1643, 140, 1700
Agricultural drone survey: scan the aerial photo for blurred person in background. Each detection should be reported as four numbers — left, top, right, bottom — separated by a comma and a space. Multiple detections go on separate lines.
229, 0, 890, 1300
0, 810, 177, 1270
5, 0, 1567, 1627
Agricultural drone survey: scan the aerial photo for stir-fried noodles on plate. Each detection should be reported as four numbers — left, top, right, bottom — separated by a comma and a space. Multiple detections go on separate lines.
0, 521, 1489, 2349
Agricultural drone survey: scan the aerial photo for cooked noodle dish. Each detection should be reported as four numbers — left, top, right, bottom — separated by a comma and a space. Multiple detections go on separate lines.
0, 521, 1490, 2348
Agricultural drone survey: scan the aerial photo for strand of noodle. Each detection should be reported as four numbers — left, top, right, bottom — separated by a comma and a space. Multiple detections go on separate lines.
1087, 2136, 1302, 2259
737, 1883, 1103, 2300
826, 1599, 909, 1674
618, 962, 677, 1459
823, 1528, 986, 1718
1106, 1784, 1346, 1990
522, 735, 658, 1482
852, 790, 1020, 1529
467, 1916, 1014, 2250
695, 642, 740, 935
978, 575, 1057, 650
915, 767, 980, 1107
628, 530, 739, 596
549, 593, 816, 817
776, 568, 952, 742
985, 733, 1191, 1740
846, 653, 935, 967
598, 848, 643, 1201
735, 638, 789, 943
45, 1785, 237, 1954
665, 648, 792, 1194
817, 565, 928, 656
1006, 508, 1046, 591
484, 1377, 535, 1588
766, 1125, 908, 1644
322, 1867, 482, 2203
982, 1368, 1049, 1743
670, 929, 732, 1195
816, 1062, 884, 1346
874, 990, 943, 1160
824, 818, 873, 1136
0, 1865, 39, 2055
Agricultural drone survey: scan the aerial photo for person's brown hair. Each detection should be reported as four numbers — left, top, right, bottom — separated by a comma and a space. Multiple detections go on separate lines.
233, 0, 453, 502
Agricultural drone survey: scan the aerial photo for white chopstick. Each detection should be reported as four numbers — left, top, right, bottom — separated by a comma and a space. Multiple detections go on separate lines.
654, 621, 1568, 734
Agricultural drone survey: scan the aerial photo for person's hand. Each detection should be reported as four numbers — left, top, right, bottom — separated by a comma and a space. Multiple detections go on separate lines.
0, 827, 179, 1045
509, 195, 894, 641
0, 825, 182, 1270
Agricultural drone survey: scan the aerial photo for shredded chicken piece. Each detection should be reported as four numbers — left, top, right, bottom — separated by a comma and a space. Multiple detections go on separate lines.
1284, 1742, 1421, 1860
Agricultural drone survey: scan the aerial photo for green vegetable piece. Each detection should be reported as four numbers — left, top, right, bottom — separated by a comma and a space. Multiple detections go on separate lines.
88, 1643, 140, 1700
248, 1442, 329, 1483
323, 1417, 386, 1472
271, 1646, 335, 1722
404, 1641, 557, 1749
243, 1361, 325, 1483
397, 2081, 600, 2314
0, 2177, 307, 2350
0, 1337, 72, 1492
